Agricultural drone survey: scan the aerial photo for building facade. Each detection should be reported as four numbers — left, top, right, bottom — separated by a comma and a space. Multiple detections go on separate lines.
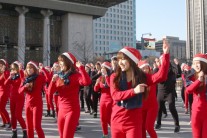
0, 0, 126, 65
186, 0, 207, 60
93, 0, 136, 59
155, 36, 186, 60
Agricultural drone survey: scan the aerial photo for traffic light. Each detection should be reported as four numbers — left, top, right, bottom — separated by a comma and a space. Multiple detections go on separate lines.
3, 36, 9, 44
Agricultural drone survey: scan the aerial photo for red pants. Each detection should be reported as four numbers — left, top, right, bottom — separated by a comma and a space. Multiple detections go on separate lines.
10, 97, 26, 129
191, 110, 207, 138
100, 101, 112, 135
53, 95, 59, 115
0, 94, 10, 124
58, 107, 80, 138
142, 105, 158, 138
26, 105, 45, 138
46, 93, 54, 111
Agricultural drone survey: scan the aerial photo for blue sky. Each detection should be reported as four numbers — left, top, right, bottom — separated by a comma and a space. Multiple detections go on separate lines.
136, 0, 186, 41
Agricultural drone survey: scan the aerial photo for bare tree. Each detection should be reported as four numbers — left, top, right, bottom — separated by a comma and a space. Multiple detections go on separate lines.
71, 32, 94, 64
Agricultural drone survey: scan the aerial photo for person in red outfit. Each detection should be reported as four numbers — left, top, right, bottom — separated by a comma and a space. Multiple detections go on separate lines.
0, 59, 11, 129
185, 53, 207, 138
51, 62, 61, 117
110, 39, 170, 138
138, 59, 167, 138
4, 61, 27, 138
94, 62, 113, 138
19, 61, 49, 138
48, 52, 91, 138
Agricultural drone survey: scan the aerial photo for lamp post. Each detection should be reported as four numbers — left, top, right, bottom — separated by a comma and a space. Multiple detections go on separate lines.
141, 33, 151, 50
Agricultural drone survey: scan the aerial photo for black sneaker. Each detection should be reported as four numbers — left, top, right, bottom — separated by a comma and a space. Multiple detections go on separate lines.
174, 126, 180, 133
163, 114, 168, 118
76, 126, 81, 131
93, 113, 97, 118
4, 123, 11, 130
0, 124, 5, 128
155, 124, 161, 130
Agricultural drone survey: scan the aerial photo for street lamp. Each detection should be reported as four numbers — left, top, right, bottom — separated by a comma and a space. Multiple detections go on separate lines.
141, 33, 151, 50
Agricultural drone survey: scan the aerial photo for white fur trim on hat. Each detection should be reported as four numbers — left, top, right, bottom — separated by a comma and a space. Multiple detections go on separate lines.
139, 63, 150, 69
27, 61, 38, 69
62, 52, 74, 64
193, 57, 207, 63
102, 64, 111, 70
0, 59, 6, 65
120, 49, 139, 64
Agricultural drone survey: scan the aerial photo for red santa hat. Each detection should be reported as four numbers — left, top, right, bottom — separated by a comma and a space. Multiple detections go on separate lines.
101, 62, 111, 70
62, 52, 76, 64
181, 63, 187, 71
27, 61, 38, 69
193, 53, 207, 64
119, 46, 142, 64
0, 59, 8, 67
85, 63, 91, 68
138, 60, 150, 69
53, 62, 59, 67
183, 65, 191, 71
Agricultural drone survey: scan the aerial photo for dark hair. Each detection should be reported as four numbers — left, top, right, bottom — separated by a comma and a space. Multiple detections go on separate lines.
113, 52, 148, 98
58, 55, 76, 73
101, 67, 111, 84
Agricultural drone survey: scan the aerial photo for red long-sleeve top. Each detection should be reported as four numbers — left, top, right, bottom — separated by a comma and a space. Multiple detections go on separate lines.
4, 73, 24, 100
48, 66, 91, 109
19, 68, 49, 107
0, 70, 10, 97
110, 54, 169, 125
185, 78, 207, 112
94, 76, 112, 102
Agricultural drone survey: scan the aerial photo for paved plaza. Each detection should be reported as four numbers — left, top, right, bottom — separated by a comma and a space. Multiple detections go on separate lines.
0, 90, 192, 138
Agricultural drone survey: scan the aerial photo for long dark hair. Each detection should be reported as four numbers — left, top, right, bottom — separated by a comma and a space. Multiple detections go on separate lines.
113, 52, 148, 98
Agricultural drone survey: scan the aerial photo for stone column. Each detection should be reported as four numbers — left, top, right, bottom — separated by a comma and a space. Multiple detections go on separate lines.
41, 10, 53, 66
61, 13, 93, 63
15, 6, 29, 65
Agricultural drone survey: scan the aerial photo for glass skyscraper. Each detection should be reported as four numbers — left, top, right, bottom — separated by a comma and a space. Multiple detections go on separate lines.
186, 0, 207, 60
93, 0, 136, 58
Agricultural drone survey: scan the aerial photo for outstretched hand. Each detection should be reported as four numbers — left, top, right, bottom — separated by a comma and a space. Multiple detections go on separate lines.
163, 39, 170, 54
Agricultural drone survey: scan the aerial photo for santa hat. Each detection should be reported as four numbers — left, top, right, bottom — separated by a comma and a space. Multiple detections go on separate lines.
27, 61, 38, 69
183, 65, 191, 71
13, 61, 21, 66
53, 62, 59, 67
101, 62, 111, 70
0, 59, 8, 67
193, 53, 207, 64
119, 46, 142, 64
138, 60, 150, 69
85, 63, 91, 68
111, 56, 117, 61
62, 52, 76, 64
181, 63, 187, 71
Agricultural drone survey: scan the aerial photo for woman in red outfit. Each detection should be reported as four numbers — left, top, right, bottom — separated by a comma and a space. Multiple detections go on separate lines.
185, 53, 207, 138
19, 61, 49, 138
110, 39, 170, 138
4, 61, 27, 138
94, 62, 113, 138
0, 59, 11, 129
138, 59, 167, 138
48, 52, 91, 138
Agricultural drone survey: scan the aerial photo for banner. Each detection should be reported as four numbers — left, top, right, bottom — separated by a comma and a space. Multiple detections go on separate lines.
143, 38, 156, 50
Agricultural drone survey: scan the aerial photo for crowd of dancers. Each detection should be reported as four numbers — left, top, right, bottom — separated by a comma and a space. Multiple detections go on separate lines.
0, 39, 207, 138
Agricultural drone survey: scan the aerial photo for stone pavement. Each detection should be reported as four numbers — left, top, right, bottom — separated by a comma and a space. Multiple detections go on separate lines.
0, 90, 193, 138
